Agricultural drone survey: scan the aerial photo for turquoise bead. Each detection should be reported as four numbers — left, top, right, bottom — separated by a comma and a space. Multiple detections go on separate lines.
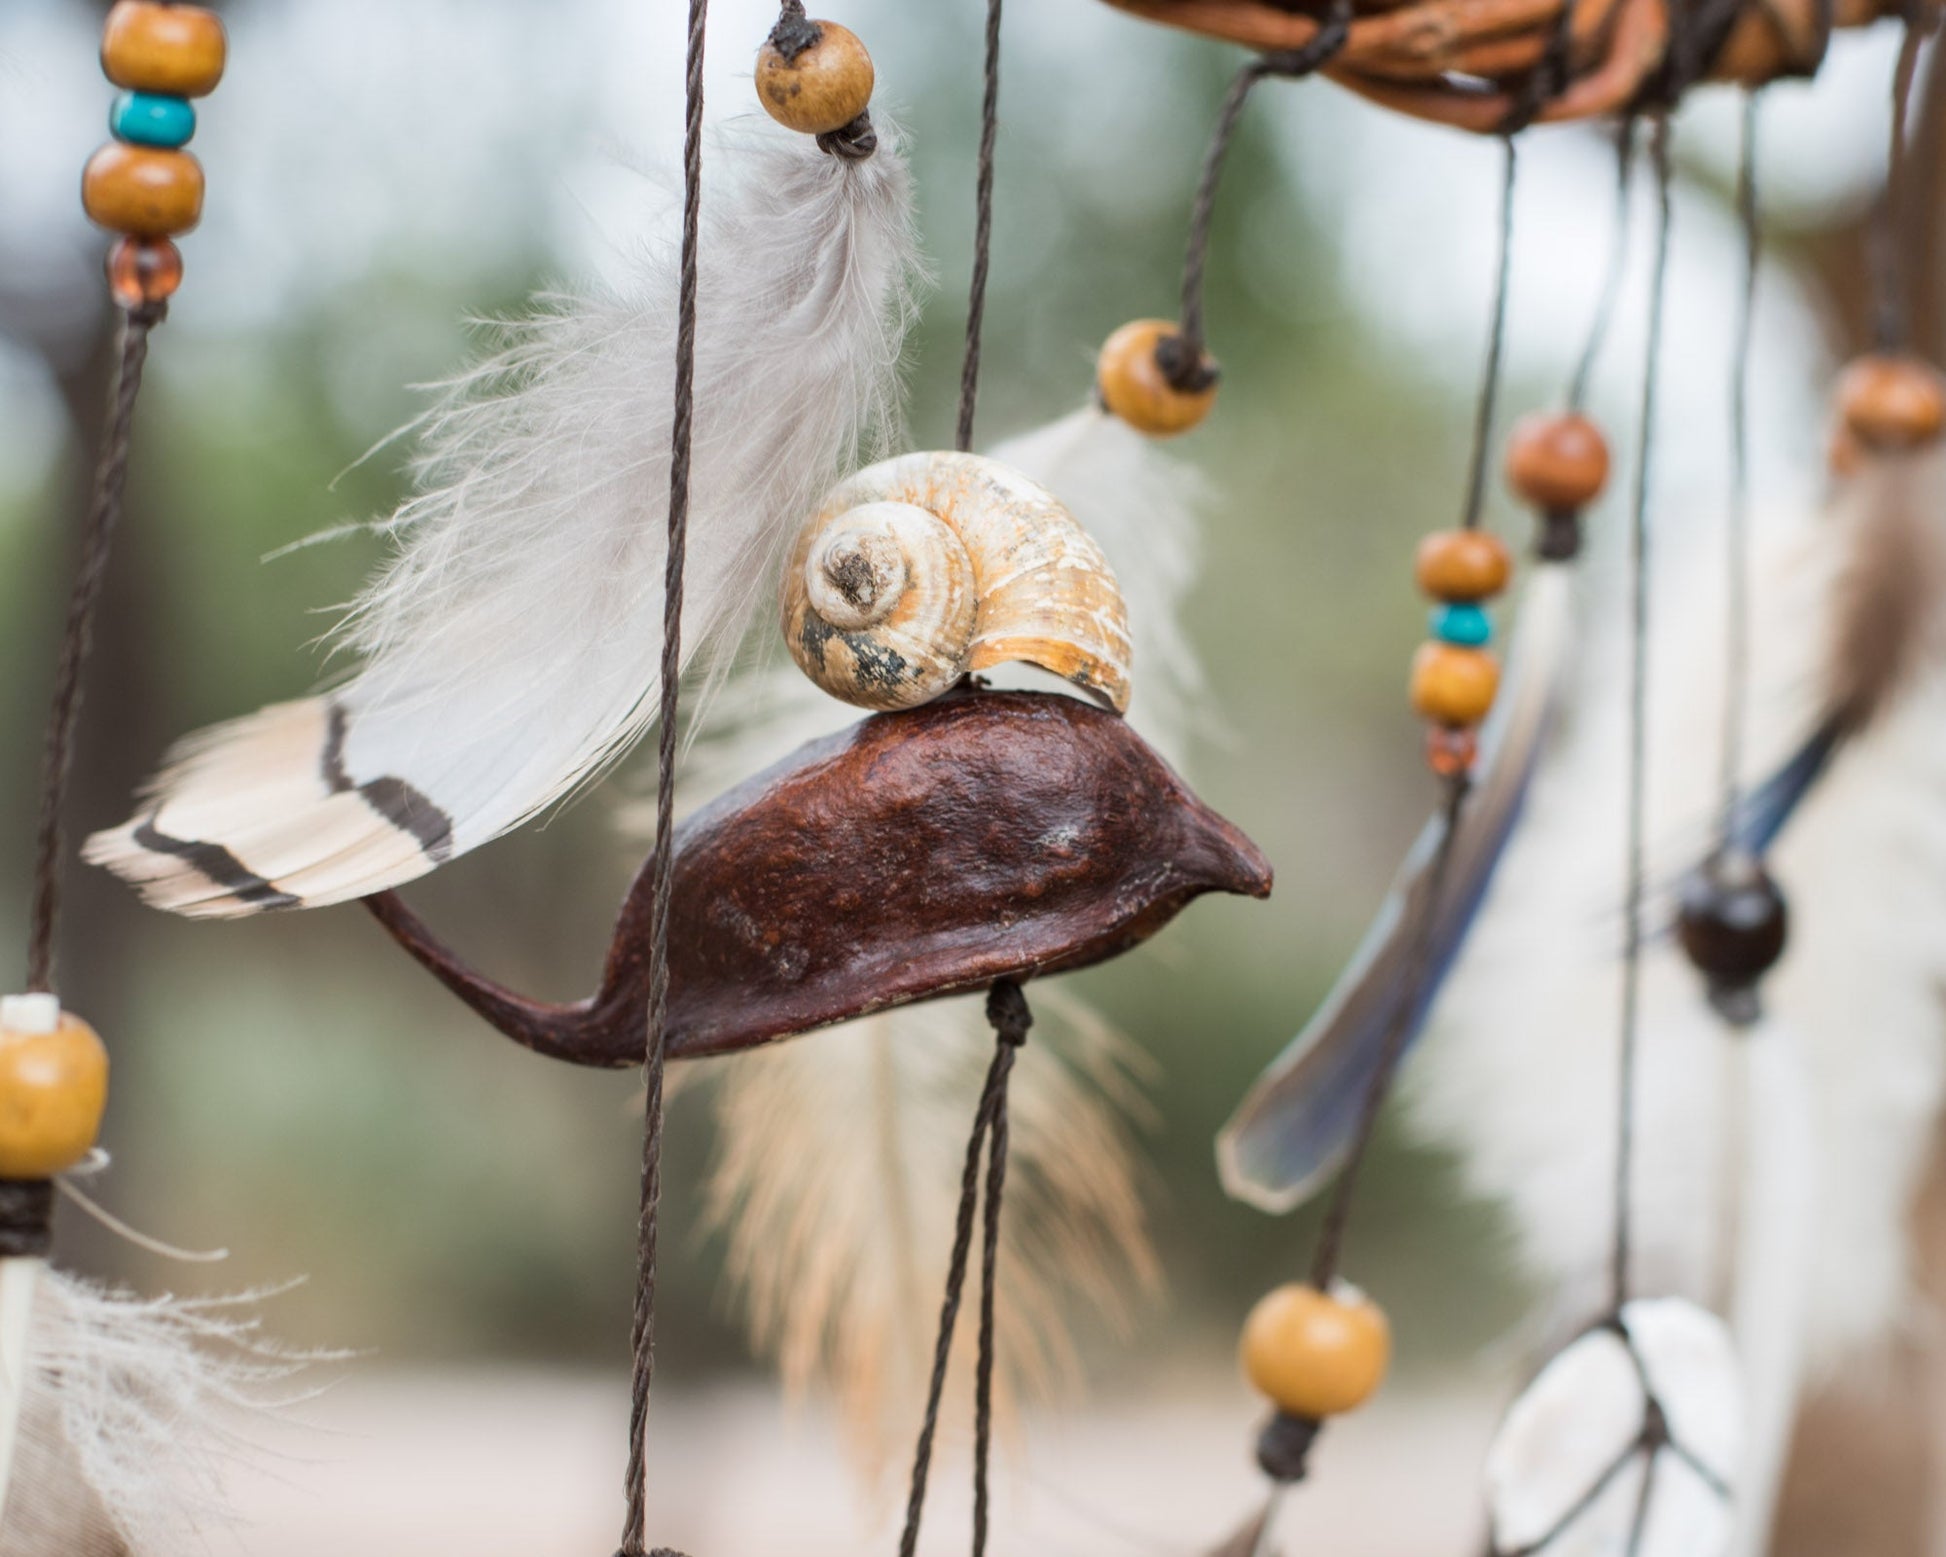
1431, 602, 1492, 647
110, 92, 196, 149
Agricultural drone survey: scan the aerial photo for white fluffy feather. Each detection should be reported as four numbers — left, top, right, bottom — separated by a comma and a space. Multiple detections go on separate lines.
0, 1271, 309, 1556
88, 119, 920, 918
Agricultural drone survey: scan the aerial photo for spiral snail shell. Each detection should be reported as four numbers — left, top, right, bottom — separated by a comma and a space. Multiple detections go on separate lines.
782, 451, 1134, 713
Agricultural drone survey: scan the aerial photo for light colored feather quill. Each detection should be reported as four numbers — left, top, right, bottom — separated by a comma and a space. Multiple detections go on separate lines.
88, 119, 920, 918
687, 406, 1202, 1470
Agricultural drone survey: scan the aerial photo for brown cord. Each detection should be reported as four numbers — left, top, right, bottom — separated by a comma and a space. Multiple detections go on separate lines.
1612, 111, 1674, 1315
898, 982, 1030, 1557
616, 0, 706, 1550
972, 980, 1029, 1557
956, 0, 1005, 454
1874, 3, 1931, 349
25, 305, 161, 995
1458, 137, 1519, 533
1567, 117, 1637, 413
1172, 0, 1352, 377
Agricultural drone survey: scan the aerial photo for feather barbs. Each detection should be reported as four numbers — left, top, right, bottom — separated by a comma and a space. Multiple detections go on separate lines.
88, 122, 922, 918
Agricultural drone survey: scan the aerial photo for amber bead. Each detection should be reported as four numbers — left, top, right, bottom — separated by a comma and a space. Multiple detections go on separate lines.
101, 2, 226, 98
1426, 725, 1478, 778
1837, 354, 1946, 453
105, 236, 183, 308
1240, 1282, 1391, 1420
1410, 642, 1499, 727
1096, 320, 1218, 437
1505, 410, 1609, 512
0, 1005, 109, 1181
83, 143, 203, 238
1415, 529, 1511, 603
756, 20, 874, 135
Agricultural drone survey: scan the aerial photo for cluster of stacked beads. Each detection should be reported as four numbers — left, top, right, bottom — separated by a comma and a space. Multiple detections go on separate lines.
81, 2, 226, 310
1410, 528, 1510, 777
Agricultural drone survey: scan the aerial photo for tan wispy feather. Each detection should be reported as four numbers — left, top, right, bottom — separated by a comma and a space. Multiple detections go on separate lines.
702, 989, 1160, 1471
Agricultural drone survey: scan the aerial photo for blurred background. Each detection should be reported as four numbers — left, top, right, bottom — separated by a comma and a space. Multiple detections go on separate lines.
0, 0, 1920, 1550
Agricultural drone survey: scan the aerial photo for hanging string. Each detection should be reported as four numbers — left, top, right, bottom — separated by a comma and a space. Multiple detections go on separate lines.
1872, 4, 1929, 350
955, 0, 1005, 453
898, 981, 1031, 1557
972, 979, 1030, 1557
1717, 96, 1761, 846
1172, 0, 1352, 373
1568, 118, 1638, 413
1458, 137, 1519, 532
1612, 111, 1675, 1316
616, 0, 706, 1550
24, 307, 161, 995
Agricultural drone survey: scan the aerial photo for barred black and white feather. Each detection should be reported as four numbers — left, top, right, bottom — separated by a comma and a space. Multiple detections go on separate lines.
88, 120, 920, 918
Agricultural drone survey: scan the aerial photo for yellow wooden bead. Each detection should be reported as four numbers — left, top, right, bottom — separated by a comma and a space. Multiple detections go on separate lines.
756, 20, 875, 135
0, 1013, 109, 1180
83, 143, 204, 238
1410, 641, 1500, 727
1096, 319, 1218, 437
102, 2, 227, 98
1414, 529, 1512, 603
1240, 1282, 1390, 1419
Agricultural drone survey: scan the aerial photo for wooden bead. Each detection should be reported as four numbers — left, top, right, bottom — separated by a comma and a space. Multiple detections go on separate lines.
1505, 411, 1609, 512
1837, 353, 1946, 452
0, 1005, 109, 1180
1240, 1282, 1391, 1420
1096, 319, 1218, 437
1414, 529, 1511, 603
83, 143, 204, 238
105, 237, 183, 308
101, 2, 227, 98
756, 20, 874, 135
1411, 642, 1500, 727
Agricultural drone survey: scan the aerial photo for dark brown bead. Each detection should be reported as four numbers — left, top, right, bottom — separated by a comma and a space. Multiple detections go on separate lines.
1676, 850, 1788, 1025
1837, 354, 1946, 452
1505, 411, 1609, 512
